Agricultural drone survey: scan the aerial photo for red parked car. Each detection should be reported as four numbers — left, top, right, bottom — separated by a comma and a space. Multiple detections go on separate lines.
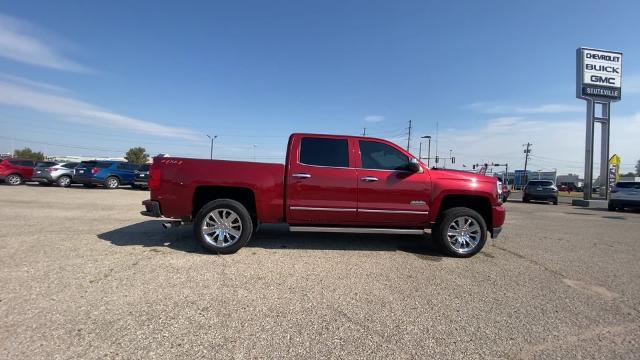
141, 133, 506, 257
0, 158, 35, 185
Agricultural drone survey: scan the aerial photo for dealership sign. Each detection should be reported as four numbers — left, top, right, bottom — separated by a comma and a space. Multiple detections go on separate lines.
576, 48, 623, 101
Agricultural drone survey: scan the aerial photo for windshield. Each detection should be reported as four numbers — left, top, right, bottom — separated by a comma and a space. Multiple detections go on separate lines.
527, 180, 554, 187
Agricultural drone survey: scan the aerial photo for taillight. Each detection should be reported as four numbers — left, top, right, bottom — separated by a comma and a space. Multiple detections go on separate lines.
149, 165, 161, 190
47, 167, 56, 173
91, 167, 100, 174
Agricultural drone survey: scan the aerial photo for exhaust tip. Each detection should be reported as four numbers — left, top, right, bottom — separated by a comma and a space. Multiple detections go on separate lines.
162, 220, 183, 230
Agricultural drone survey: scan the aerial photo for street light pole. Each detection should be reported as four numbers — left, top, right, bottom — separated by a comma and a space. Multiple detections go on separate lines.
421, 135, 431, 167
206, 134, 217, 160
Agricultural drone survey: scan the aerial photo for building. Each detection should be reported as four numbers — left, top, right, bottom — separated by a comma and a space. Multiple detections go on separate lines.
556, 174, 584, 188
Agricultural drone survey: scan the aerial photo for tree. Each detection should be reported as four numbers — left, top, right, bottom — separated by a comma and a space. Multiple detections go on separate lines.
125, 147, 149, 164
636, 159, 640, 176
14, 147, 45, 161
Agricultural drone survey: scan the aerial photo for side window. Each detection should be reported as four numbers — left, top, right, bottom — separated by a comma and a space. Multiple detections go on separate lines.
117, 163, 127, 170
359, 140, 409, 171
299, 137, 349, 168
20, 160, 35, 167
62, 162, 79, 169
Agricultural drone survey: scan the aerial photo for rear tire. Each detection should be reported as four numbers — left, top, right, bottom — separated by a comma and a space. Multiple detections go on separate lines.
6, 174, 23, 186
193, 199, 254, 254
432, 207, 487, 258
57, 175, 72, 188
552, 199, 558, 205
105, 176, 120, 189
608, 201, 616, 211
522, 197, 529, 203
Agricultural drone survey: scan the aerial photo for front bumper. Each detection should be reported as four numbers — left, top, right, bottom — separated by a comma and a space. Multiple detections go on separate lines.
609, 199, 640, 208
141, 200, 162, 217
491, 204, 506, 239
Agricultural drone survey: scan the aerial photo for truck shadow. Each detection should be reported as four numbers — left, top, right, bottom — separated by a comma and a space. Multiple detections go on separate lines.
97, 221, 443, 260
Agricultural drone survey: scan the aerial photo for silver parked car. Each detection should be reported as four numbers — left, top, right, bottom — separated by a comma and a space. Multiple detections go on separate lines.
32, 162, 80, 187
609, 182, 640, 211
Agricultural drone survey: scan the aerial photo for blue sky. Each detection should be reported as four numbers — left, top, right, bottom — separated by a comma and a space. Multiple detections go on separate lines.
0, 0, 639, 174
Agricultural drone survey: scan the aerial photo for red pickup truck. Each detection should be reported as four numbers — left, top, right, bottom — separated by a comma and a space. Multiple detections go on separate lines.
141, 133, 505, 257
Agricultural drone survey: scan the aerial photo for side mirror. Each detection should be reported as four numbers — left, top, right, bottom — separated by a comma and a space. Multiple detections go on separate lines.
408, 158, 421, 172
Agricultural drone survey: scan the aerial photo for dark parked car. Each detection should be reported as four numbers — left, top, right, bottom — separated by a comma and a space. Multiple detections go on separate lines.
523, 180, 558, 205
32, 162, 79, 187
133, 164, 150, 189
0, 158, 35, 185
73, 161, 140, 189
609, 182, 640, 211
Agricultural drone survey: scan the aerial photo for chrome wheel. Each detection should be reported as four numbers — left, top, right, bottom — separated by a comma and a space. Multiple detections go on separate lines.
106, 177, 119, 189
7, 174, 21, 185
202, 208, 243, 248
58, 176, 71, 187
447, 216, 481, 254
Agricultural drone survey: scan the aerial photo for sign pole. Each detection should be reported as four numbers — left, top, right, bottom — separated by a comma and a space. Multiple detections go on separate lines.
598, 104, 610, 199
583, 99, 594, 200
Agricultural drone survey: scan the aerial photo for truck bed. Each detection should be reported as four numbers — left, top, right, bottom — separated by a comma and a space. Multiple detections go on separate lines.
151, 157, 286, 222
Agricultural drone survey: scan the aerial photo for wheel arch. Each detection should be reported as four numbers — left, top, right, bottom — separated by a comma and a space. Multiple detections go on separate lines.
435, 194, 492, 229
192, 186, 257, 225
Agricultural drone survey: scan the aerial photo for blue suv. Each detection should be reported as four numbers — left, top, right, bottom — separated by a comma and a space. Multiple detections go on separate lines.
74, 161, 141, 189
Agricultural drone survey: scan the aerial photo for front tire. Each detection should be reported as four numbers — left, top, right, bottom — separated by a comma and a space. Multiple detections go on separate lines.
608, 201, 616, 211
193, 199, 254, 254
433, 207, 487, 258
105, 176, 120, 189
6, 174, 23, 186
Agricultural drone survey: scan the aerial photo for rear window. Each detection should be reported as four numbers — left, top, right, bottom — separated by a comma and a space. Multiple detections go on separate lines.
9, 159, 34, 167
528, 180, 554, 186
36, 161, 58, 167
61, 162, 79, 169
299, 137, 349, 168
79, 161, 111, 169
616, 182, 640, 189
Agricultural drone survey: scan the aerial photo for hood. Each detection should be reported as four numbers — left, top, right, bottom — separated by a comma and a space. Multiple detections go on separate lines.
429, 168, 498, 183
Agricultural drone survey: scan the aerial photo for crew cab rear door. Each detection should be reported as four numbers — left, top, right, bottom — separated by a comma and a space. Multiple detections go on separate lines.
356, 139, 430, 226
286, 135, 358, 225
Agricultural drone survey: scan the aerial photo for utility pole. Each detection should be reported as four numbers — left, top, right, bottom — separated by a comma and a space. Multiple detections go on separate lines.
406, 120, 412, 151
362, 128, 366, 136
419, 135, 431, 166
206, 134, 217, 160
523, 142, 532, 187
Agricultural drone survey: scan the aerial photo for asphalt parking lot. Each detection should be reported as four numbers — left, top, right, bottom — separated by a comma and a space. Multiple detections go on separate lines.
1, 185, 639, 359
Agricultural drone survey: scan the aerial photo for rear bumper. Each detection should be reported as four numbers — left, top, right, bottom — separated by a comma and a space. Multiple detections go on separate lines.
141, 200, 162, 217
32, 174, 54, 183
134, 179, 148, 186
524, 193, 557, 201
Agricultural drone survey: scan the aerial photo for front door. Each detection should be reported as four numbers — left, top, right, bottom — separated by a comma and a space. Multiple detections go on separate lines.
286, 136, 358, 225
356, 139, 431, 226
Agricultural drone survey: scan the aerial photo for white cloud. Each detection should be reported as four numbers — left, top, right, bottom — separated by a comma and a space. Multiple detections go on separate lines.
0, 76, 202, 141
0, 13, 88, 72
467, 102, 582, 114
624, 74, 640, 94
364, 115, 384, 123
434, 114, 640, 175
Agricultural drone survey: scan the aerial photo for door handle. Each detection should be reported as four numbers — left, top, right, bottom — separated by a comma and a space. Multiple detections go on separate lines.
361, 176, 379, 182
292, 173, 311, 179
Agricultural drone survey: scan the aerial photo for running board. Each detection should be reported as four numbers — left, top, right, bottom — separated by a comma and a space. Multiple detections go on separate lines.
289, 226, 427, 235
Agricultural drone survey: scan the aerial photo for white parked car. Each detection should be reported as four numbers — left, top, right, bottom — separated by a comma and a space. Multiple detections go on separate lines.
609, 182, 640, 211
